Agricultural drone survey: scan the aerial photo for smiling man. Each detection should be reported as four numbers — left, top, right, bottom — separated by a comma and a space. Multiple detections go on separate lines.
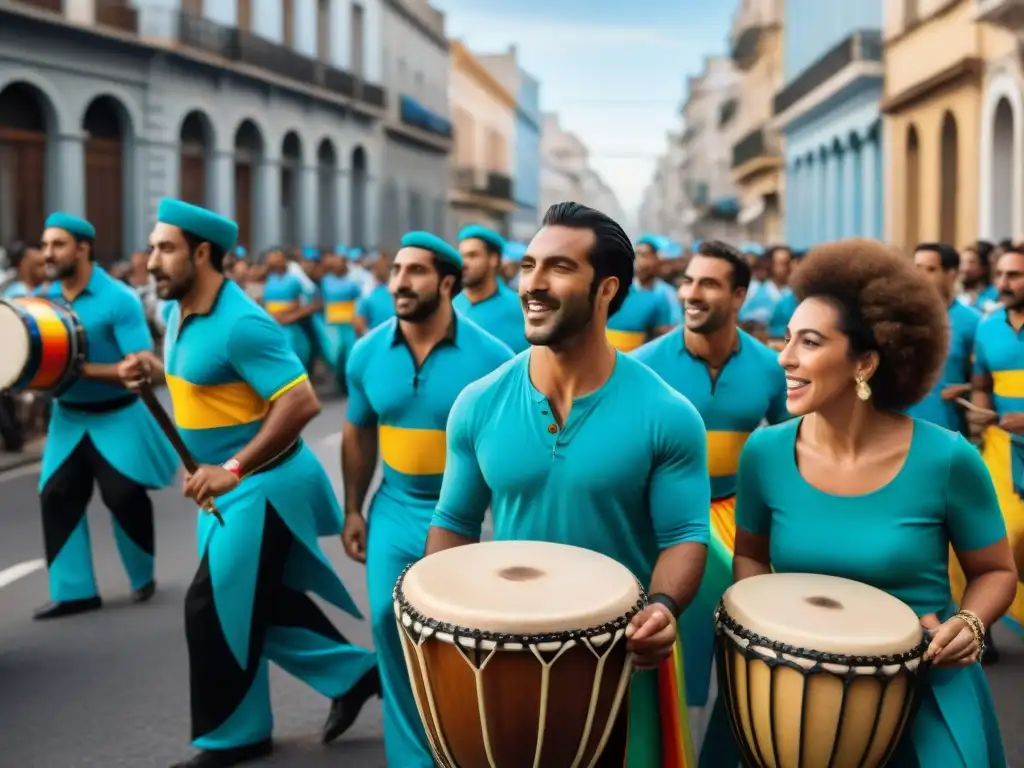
340, 230, 513, 768
453, 224, 528, 351
425, 202, 710, 765
632, 239, 789, 746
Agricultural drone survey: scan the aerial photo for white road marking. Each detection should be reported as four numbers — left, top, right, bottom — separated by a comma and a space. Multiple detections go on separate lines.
0, 558, 45, 589
0, 461, 42, 484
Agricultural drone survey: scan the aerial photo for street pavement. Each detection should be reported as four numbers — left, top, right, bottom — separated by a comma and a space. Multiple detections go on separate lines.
0, 393, 1023, 767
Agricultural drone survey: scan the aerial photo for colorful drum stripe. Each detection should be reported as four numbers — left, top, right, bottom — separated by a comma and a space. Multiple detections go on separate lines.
7, 297, 79, 392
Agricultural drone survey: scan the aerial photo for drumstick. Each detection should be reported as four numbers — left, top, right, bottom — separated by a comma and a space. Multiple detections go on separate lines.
137, 382, 225, 526
954, 397, 996, 417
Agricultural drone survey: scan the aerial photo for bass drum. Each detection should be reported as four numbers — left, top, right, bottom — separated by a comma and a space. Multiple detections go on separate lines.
0, 297, 87, 396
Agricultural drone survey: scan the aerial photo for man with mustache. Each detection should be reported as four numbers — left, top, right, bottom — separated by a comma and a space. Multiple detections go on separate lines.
126, 199, 379, 767
604, 234, 676, 351
968, 246, 1024, 643
632, 239, 789, 749
425, 202, 711, 764
453, 224, 529, 352
31, 213, 178, 620
340, 230, 514, 767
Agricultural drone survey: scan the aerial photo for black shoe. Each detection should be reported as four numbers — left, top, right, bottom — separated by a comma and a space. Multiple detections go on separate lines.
169, 739, 272, 767
132, 580, 156, 603
33, 597, 102, 620
322, 667, 382, 744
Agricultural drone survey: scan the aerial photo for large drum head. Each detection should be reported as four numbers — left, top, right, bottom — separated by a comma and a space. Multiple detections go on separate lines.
0, 302, 30, 390
722, 573, 923, 655
400, 540, 641, 634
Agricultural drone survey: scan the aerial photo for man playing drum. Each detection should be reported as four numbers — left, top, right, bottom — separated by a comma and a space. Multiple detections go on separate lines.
122, 199, 379, 768
31, 212, 179, 620
340, 230, 514, 768
426, 202, 711, 766
632, 240, 789, 744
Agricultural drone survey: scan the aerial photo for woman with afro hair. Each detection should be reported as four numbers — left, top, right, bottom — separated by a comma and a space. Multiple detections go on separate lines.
701, 239, 1017, 766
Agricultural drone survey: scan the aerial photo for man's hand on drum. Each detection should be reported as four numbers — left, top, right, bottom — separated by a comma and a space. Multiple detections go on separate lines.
920, 613, 981, 667
117, 353, 152, 390
183, 465, 239, 506
625, 603, 676, 670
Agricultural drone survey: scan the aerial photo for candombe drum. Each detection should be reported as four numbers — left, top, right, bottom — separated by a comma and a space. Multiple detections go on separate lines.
714, 573, 930, 768
0, 297, 87, 396
393, 540, 645, 768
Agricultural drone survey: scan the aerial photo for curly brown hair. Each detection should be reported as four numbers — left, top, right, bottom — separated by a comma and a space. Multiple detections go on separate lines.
791, 238, 949, 412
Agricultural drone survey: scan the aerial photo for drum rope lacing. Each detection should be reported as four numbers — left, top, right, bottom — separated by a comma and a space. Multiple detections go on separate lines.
715, 601, 931, 668
393, 563, 648, 644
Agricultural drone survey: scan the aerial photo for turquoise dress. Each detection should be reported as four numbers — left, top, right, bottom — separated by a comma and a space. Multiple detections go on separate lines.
702, 417, 1007, 767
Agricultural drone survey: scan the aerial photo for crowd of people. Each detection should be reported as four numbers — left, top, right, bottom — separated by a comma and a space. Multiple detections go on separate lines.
1, 206, 1022, 767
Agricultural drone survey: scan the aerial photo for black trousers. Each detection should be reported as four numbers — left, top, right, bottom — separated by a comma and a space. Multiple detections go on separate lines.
40, 435, 155, 599
185, 502, 355, 742
0, 392, 23, 452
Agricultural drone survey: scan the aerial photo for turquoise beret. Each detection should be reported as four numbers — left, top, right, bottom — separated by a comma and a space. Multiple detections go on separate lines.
401, 231, 462, 269
302, 246, 321, 261
740, 242, 764, 256
636, 234, 661, 251
503, 241, 526, 262
458, 224, 506, 253
235, 245, 247, 258
157, 198, 238, 254
44, 212, 95, 240
346, 248, 363, 261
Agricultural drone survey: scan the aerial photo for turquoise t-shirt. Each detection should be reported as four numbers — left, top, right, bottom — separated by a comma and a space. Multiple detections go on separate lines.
320, 272, 362, 326
431, 352, 711, 588
355, 283, 394, 330
973, 308, 1024, 426
768, 287, 798, 338
42, 266, 153, 404
606, 286, 675, 352
633, 328, 789, 499
452, 284, 528, 352
163, 280, 309, 466
345, 314, 514, 517
734, 418, 1005, 616
907, 301, 981, 434
648, 278, 682, 325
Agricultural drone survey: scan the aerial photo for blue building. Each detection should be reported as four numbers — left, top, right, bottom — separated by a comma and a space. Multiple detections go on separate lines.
778, 1, 884, 249
478, 47, 541, 241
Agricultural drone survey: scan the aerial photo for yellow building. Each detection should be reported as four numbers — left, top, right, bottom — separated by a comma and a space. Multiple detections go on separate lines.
729, 0, 786, 243
448, 40, 518, 235
882, 0, 1017, 249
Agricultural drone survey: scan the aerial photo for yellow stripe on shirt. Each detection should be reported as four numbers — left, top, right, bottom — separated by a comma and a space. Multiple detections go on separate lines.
993, 370, 1024, 398
166, 373, 268, 430
265, 300, 297, 316
379, 425, 447, 475
325, 300, 356, 324
706, 430, 751, 477
606, 329, 646, 352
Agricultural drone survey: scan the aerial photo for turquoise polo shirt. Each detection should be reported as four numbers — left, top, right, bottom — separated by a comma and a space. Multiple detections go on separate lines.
768, 287, 799, 338
974, 308, 1024, 429
41, 266, 153, 404
320, 273, 362, 326
163, 280, 309, 466
356, 283, 394, 330
262, 270, 309, 315
3, 280, 31, 299
643, 278, 682, 325
452, 283, 528, 352
907, 301, 981, 434
345, 314, 514, 518
606, 285, 674, 352
431, 352, 710, 589
633, 328, 789, 499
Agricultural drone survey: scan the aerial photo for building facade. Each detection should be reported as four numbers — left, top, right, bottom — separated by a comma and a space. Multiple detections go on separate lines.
0, 0, 387, 261
637, 132, 689, 241
380, 0, 452, 250
448, 40, 516, 235
729, 0, 785, 244
882, 0, 1012, 249
969, 0, 1022, 241
680, 57, 744, 242
778, 0, 883, 250
478, 46, 542, 241
539, 112, 624, 223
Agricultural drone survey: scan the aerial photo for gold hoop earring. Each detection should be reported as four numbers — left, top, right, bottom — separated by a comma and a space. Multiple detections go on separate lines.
856, 376, 872, 401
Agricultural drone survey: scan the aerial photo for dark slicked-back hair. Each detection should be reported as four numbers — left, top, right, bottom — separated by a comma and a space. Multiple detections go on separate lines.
183, 230, 228, 273
915, 242, 960, 272
542, 201, 634, 315
696, 240, 752, 291
793, 238, 948, 412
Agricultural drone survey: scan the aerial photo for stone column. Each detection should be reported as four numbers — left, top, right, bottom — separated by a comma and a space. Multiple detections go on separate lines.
335, 167, 350, 248
842, 147, 857, 238
364, 174, 380, 248
52, 132, 87, 216
209, 149, 236, 221
815, 154, 828, 245
862, 139, 878, 240
300, 164, 319, 246
256, 153, 281, 252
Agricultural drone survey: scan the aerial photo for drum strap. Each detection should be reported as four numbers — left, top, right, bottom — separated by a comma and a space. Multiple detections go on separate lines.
59, 394, 139, 414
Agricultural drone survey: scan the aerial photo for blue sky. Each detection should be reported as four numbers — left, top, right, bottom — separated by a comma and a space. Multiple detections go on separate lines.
432, 0, 736, 224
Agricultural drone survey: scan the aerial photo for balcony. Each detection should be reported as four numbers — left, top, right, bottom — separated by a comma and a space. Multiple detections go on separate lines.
773, 29, 882, 116
731, 125, 781, 170
357, 81, 387, 109
975, 0, 1024, 29
399, 95, 452, 138
10, 0, 62, 12
177, 12, 237, 59
453, 167, 515, 203
96, 3, 138, 34
234, 29, 318, 84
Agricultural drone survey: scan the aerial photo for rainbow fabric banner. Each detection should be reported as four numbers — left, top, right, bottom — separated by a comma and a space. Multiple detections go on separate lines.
623, 638, 697, 767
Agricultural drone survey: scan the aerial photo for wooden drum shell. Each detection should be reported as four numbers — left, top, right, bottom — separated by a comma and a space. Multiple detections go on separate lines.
714, 605, 928, 768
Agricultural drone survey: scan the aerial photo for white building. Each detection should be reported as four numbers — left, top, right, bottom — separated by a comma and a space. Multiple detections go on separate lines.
540, 113, 625, 225
637, 132, 689, 241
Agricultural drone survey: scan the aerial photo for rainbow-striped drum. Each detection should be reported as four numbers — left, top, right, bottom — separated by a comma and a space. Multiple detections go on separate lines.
0, 297, 87, 396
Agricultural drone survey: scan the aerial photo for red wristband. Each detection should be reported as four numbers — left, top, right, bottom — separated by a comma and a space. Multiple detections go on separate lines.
222, 458, 242, 479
